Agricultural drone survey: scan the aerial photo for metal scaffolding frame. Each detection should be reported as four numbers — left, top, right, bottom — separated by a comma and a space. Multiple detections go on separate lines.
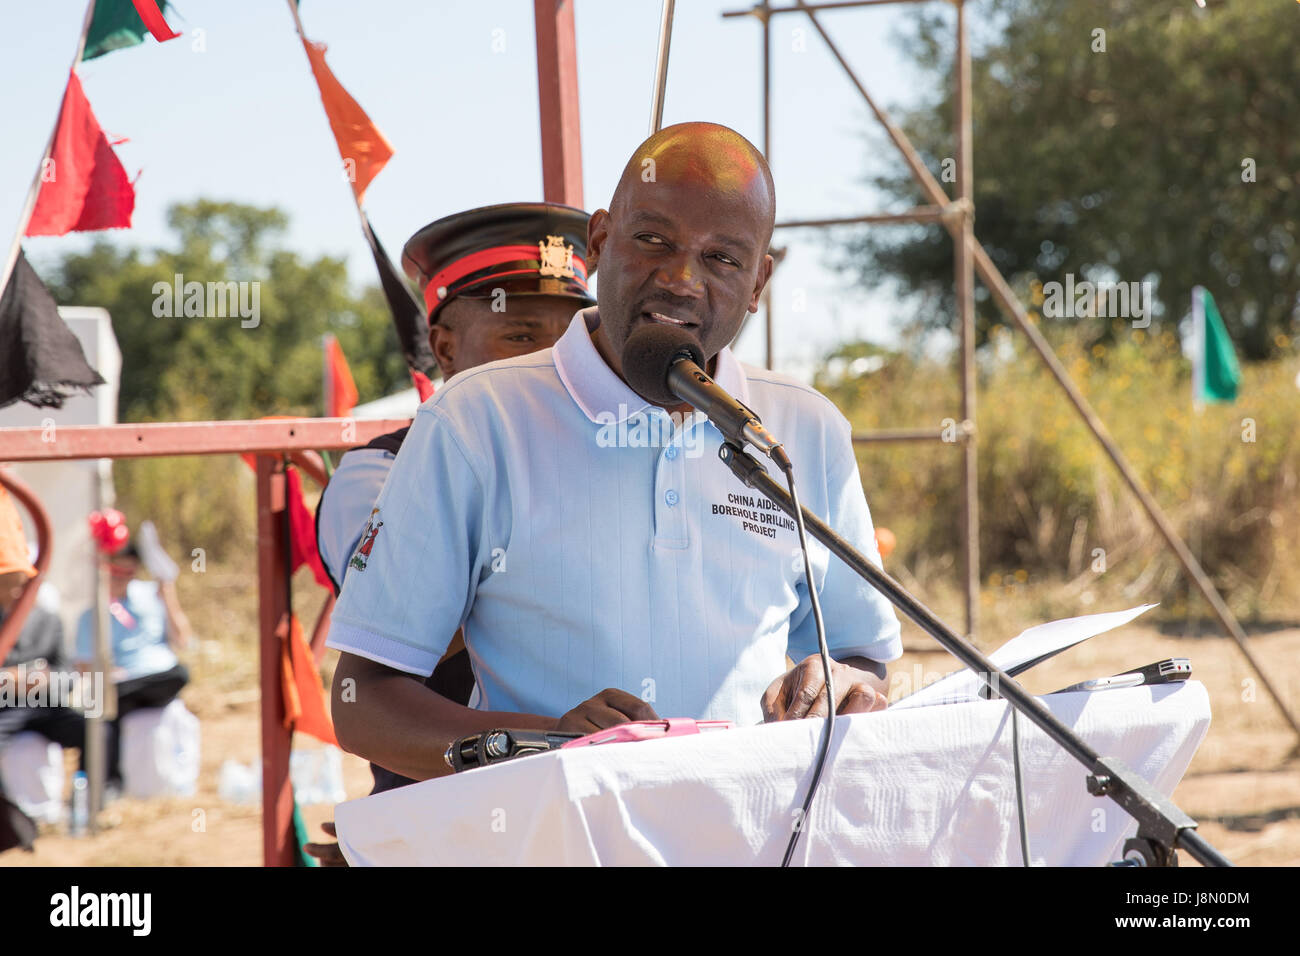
721, 0, 1299, 741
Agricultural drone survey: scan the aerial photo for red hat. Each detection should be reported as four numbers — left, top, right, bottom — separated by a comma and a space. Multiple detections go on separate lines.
401, 202, 595, 325
88, 508, 130, 555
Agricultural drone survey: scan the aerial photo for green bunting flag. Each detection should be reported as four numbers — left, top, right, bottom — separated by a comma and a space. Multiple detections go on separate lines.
82, 0, 177, 61
1192, 286, 1241, 404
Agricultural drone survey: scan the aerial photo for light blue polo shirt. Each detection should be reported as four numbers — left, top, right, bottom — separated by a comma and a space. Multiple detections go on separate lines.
318, 445, 397, 589
76, 579, 177, 682
326, 308, 901, 726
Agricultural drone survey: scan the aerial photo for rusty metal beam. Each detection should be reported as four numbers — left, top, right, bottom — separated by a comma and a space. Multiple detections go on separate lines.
534, 0, 584, 207
0, 418, 410, 463
256, 455, 295, 867
776, 206, 949, 229
723, 0, 930, 18
851, 428, 961, 444
954, 0, 978, 638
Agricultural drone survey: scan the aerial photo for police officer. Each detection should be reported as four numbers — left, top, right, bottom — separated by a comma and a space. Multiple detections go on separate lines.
305, 203, 594, 862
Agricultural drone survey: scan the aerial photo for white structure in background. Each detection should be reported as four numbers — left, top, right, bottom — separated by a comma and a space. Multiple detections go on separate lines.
350, 386, 421, 421
0, 307, 120, 643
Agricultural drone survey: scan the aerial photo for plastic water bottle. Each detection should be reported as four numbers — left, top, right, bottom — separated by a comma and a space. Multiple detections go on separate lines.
218, 759, 261, 805
70, 771, 89, 836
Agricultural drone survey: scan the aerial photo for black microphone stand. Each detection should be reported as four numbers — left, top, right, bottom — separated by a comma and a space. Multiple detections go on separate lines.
717, 441, 1231, 868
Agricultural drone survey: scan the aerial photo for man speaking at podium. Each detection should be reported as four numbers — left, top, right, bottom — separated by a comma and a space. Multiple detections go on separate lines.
327, 123, 901, 781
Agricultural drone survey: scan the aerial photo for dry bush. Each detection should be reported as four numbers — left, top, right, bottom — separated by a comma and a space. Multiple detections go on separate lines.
821, 326, 1300, 625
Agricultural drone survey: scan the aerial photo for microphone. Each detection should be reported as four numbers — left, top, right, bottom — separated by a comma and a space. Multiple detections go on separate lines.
622, 324, 792, 470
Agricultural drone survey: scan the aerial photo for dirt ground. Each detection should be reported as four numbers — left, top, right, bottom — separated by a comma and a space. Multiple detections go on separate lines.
3, 621, 1297, 867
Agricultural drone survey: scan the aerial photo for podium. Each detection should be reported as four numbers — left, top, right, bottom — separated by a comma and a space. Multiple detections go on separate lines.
335, 682, 1210, 866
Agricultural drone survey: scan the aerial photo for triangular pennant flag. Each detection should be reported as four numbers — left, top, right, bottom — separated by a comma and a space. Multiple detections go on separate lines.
278, 612, 338, 747
236, 451, 333, 591
300, 38, 394, 203
1193, 287, 1241, 404
26, 71, 135, 236
83, 0, 180, 60
323, 334, 359, 418
0, 249, 104, 409
287, 466, 333, 591
411, 369, 435, 402
360, 215, 437, 386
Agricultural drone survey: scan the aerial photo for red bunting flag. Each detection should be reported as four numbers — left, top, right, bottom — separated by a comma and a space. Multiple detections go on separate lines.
237, 447, 333, 592
286, 466, 333, 591
129, 0, 180, 43
25, 71, 135, 236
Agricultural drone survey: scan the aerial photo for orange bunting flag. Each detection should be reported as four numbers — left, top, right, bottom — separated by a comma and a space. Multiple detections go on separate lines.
300, 38, 394, 203
278, 612, 338, 747
26, 71, 135, 236
324, 334, 359, 418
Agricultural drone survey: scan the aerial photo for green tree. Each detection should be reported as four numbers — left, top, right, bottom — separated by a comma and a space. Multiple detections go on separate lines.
842, 0, 1299, 359
46, 199, 410, 422
40, 200, 414, 561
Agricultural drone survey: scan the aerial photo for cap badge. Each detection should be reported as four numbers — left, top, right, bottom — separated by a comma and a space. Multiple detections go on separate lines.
538, 235, 576, 279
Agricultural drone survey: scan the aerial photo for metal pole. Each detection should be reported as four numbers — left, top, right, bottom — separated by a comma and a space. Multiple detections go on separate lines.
776, 207, 949, 228
790, 0, 1300, 741
852, 428, 953, 444
761, 0, 771, 203
86, 457, 116, 830
954, 0, 978, 639
257, 455, 295, 866
533, 0, 584, 207
723, 0, 932, 15
649, 0, 676, 135
761, 1, 775, 370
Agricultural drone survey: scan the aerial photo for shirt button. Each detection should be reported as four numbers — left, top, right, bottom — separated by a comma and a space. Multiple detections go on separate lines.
664, 489, 679, 506
665, 446, 678, 460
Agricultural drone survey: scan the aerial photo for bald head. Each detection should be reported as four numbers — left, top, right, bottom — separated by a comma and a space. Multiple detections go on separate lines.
586, 122, 777, 389
610, 123, 776, 245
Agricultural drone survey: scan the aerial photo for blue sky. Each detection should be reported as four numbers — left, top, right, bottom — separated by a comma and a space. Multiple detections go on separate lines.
3, 0, 934, 385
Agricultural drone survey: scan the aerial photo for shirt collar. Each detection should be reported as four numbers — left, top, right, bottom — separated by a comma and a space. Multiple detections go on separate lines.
553, 306, 751, 424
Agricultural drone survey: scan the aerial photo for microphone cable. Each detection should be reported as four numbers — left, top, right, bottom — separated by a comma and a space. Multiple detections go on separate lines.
1010, 707, 1033, 866
780, 459, 836, 867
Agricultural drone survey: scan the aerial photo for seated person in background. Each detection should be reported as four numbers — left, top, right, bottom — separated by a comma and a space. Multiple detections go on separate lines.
75, 525, 192, 792
0, 488, 88, 854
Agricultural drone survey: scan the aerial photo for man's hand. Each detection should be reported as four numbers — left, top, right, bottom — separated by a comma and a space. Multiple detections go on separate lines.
303, 821, 348, 867
761, 655, 887, 722
556, 688, 659, 733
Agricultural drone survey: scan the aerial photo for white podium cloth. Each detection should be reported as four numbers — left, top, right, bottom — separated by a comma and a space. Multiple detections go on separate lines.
335, 682, 1210, 866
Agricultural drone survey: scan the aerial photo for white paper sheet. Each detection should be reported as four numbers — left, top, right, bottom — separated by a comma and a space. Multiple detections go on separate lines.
893, 604, 1158, 710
